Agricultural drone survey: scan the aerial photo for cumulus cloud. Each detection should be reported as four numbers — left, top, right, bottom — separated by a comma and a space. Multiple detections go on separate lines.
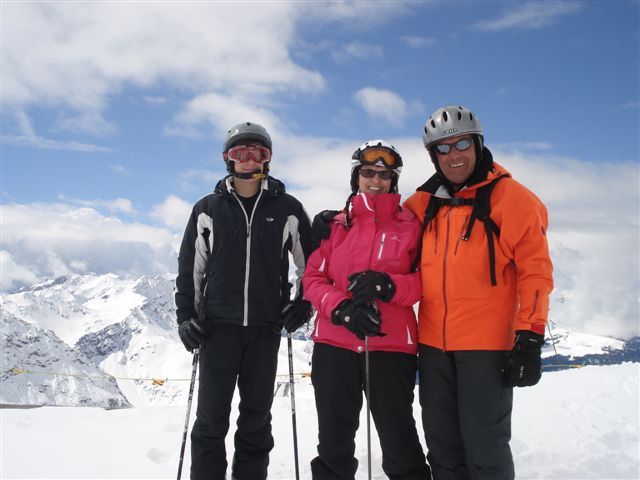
0, 203, 179, 292
490, 148, 639, 340
150, 195, 192, 231
2, 3, 324, 139
56, 196, 137, 215
354, 87, 408, 126
474, 1, 582, 31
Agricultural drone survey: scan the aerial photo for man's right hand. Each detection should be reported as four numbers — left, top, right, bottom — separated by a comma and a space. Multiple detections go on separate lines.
178, 318, 207, 352
312, 210, 340, 247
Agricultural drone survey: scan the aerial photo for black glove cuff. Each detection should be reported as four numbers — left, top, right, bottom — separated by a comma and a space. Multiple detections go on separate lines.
331, 300, 350, 326
515, 330, 544, 351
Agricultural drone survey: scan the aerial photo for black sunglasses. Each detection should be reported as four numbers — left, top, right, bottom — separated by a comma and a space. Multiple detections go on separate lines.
359, 168, 393, 180
434, 138, 473, 155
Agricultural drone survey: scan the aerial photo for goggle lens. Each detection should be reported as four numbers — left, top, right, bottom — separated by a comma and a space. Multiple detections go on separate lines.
360, 147, 398, 168
359, 168, 394, 180
434, 138, 473, 155
227, 145, 271, 164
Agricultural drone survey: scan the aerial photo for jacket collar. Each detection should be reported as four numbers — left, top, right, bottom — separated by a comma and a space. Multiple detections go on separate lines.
214, 175, 286, 198
416, 147, 510, 197
351, 192, 401, 219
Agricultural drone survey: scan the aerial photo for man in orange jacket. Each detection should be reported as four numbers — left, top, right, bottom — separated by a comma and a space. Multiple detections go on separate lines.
404, 105, 553, 480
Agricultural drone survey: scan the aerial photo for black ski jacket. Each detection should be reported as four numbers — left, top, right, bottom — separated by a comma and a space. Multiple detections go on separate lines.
175, 175, 313, 328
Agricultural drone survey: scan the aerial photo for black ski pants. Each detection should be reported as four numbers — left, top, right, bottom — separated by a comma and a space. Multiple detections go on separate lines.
418, 345, 514, 480
311, 342, 431, 480
190, 324, 281, 480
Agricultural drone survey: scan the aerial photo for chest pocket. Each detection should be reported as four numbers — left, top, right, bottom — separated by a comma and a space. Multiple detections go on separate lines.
373, 231, 408, 272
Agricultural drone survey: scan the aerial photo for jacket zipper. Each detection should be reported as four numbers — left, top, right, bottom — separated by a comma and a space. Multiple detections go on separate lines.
377, 232, 386, 260
441, 208, 452, 351
232, 188, 264, 327
454, 214, 470, 255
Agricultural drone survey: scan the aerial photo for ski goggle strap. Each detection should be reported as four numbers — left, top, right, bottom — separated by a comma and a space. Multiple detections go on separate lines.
225, 145, 271, 164
359, 147, 400, 168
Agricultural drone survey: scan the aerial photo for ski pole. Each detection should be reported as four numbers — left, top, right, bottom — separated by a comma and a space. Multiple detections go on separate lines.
364, 336, 372, 480
177, 349, 199, 480
287, 333, 300, 480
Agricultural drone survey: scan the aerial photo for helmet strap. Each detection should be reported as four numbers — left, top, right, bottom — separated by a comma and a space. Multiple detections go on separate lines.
231, 170, 267, 180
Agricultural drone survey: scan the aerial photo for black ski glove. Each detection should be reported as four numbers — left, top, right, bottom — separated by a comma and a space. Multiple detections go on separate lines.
503, 330, 545, 387
312, 210, 340, 248
282, 298, 314, 333
331, 300, 385, 340
178, 318, 207, 352
347, 270, 396, 303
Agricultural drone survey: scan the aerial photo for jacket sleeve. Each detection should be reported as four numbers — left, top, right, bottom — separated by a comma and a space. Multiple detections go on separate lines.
499, 185, 554, 335
387, 271, 422, 307
302, 230, 349, 319
175, 204, 214, 324
285, 197, 315, 302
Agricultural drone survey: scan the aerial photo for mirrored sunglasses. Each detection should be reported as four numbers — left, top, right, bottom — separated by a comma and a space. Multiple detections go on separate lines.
359, 168, 393, 180
360, 147, 399, 168
226, 145, 271, 164
434, 138, 473, 155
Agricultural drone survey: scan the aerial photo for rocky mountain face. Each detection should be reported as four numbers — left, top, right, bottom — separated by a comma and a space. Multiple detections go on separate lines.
1, 273, 637, 407
1, 311, 130, 408
2, 274, 191, 407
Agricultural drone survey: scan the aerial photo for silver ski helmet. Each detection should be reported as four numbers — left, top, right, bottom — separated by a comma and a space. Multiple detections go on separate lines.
422, 105, 483, 149
350, 139, 403, 193
223, 121, 272, 176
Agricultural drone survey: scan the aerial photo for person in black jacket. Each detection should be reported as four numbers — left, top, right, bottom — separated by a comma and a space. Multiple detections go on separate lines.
175, 121, 314, 480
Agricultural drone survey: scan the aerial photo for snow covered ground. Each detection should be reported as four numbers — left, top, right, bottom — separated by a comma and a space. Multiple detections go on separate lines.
2, 341, 638, 480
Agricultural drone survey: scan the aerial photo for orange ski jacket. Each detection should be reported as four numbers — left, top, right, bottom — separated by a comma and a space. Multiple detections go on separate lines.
404, 161, 553, 351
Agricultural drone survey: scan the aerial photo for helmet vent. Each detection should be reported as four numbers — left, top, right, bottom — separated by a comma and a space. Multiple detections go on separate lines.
457, 112, 462, 121
470, 113, 474, 121
443, 111, 449, 122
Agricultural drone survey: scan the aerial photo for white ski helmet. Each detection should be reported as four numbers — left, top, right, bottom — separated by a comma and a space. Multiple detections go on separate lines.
350, 139, 403, 193
422, 105, 483, 149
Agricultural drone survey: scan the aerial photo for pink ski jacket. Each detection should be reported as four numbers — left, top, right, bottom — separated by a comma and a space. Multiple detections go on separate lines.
303, 193, 422, 354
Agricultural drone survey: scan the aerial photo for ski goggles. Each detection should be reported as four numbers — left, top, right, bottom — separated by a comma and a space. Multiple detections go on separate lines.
434, 137, 473, 155
359, 168, 394, 180
359, 147, 400, 168
226, 145, 271, 164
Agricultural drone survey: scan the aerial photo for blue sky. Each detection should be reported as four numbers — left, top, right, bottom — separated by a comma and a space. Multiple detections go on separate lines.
1, 1, 639, 339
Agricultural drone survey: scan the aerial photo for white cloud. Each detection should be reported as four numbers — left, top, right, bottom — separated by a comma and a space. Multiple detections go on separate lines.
399, 36, 437, 48
56, 196, 137, 215
331, 42, 384, 63
474, 1, 582, 31
0, 134, 113, 153
167, 92, 283, 141
0, 203, 179, 291
150, 195, 192, 231
354, 87, 408, 126
2, 3, 325, 137
0, 251, 39, 291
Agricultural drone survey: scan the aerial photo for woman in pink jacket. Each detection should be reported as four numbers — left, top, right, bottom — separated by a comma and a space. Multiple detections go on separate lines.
303, 140, 431, 480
